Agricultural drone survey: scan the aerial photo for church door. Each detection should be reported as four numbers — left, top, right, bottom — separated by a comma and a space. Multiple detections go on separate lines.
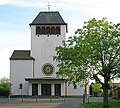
32, 84, 38, 96
55, 84, 61, 96
41, 84, 51, 96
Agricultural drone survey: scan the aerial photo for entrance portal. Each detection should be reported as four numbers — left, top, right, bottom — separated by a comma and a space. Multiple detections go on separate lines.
41, 84, 51, 96
55, 84, 61, 96
32, 84, 38, 96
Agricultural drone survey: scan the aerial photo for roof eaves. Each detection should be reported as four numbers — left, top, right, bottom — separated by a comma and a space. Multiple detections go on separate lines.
25, 77, 66, 81
10, 57, 35, 60
29, 23, 67, 26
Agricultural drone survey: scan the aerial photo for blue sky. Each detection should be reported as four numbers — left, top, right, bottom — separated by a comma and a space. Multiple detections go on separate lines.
0, 0, 120, 79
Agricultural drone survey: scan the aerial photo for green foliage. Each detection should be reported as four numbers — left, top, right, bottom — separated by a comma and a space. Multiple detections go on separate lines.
0, 77, 10, 97
54, 18, 120, 85
55, 43, 89, 85
108, 81, 113, 89
93, 82, 113, 94
93, 83, 103, 94
83, 102, 104, 108
83, 100, 120, 108
54, 18, 120, 107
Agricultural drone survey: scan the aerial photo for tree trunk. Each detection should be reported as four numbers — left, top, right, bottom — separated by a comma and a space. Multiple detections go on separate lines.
103, 84, 109, 108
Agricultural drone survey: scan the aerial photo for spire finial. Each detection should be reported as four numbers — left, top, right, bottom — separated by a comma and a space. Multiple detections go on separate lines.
47, 0, 51, 11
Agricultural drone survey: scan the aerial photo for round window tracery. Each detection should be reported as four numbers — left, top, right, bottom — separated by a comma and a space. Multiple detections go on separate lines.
42, 63, 54, 76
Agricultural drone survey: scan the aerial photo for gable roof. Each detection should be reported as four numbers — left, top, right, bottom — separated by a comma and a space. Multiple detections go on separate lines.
10, 50, 35, 60
30, 11, 67, 25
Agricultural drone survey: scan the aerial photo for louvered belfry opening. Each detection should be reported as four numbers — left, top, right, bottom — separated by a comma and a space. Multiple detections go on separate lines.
36, 25, 61, 35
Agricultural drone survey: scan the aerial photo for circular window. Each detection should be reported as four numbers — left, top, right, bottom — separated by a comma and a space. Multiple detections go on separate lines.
42, 63, 54, 76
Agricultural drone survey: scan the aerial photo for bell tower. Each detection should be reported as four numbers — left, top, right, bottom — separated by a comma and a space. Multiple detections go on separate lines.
29, 11, 67, 78
10, 10, 84, 97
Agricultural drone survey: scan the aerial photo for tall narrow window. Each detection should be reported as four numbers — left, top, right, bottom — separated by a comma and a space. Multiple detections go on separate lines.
73, 84, 77, 89
36, 27, 41, 35
46, 27, 50, 34
19, 83, 23, 89
51, 27, 55, 34
56, 27, 60, 35
42, 27, 45, 34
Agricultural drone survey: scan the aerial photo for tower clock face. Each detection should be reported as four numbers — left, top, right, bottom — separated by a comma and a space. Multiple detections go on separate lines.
42, 63, 54, 76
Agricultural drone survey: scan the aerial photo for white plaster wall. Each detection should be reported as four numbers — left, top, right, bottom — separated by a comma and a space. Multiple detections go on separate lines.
10, 60, 33, 95
51, 84, 54, 95
61, 82, 65, 96
38, 84, 41, 95
31, 25, 66, 78
29, 83, 32, 95
67, 84, 84, 96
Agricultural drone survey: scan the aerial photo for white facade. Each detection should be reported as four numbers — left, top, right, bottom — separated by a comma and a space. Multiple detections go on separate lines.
10, 11, 84, 96
10, 60, 34, 95
31, 25, 66, 78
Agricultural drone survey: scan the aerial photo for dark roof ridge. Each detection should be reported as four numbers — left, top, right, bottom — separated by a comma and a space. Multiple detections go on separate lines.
30, 11, 66, 25
10, 50, 35, 60
40, 11, 59, 12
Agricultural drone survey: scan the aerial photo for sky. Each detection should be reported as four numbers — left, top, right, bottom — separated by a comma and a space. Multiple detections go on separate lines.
0, 0, 120, 79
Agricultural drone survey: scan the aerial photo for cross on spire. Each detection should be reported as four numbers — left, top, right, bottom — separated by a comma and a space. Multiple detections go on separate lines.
47, 0, 51, 11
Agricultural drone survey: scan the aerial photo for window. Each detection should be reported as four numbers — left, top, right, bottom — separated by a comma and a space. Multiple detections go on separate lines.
74, 84, 77, 89
56, 27, 60, 34
36, 26, 61, 35
19, 83, 23, 89
42, 63, 54, 76
36, 27, 41, 35
42, 27, 45, 34
46, 27, 50, 34
51, 27, 55, 34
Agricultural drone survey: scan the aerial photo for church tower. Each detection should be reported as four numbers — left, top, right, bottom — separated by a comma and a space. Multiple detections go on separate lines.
10, 11, 84, 96
30, 11, 67, 78
25, 11, 68, 96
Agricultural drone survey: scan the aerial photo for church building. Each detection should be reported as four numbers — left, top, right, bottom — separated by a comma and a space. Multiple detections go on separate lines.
10, 11, 84, 96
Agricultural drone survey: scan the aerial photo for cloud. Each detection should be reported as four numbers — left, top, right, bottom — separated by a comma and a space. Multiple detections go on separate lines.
0, 0, 110, 8
0, 0, 25, 5
0, 0, 120, 16
0, 0, 47, 7
1, 0, 120, 16
53, 0, 107, 8
0, 0, 8, 4
0, 20, 30, 78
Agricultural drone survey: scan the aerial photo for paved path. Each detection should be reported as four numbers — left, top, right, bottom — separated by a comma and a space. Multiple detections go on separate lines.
0, 97, 112, 108
0, 97, 83, 108
57, 98, 83, 108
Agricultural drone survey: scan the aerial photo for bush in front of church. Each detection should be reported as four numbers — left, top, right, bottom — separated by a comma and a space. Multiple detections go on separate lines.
0, 78, 10, 97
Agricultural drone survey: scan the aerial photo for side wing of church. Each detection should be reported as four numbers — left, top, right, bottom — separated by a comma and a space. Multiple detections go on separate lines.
10, 11, 84, 96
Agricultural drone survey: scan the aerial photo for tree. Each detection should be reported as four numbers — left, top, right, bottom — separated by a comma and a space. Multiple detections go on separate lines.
54, 18, 120, 108
0, 77, 10, 97
93, 81, 113, 97
93, 83, 103, 96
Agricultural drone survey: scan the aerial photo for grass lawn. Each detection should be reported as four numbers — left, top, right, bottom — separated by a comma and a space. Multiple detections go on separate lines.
82, 100, 120, 108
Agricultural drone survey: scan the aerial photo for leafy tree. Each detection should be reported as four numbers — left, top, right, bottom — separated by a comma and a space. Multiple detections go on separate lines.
0, 77, 10, 97
54, 18, 120, 108
93, 83, 103, 96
